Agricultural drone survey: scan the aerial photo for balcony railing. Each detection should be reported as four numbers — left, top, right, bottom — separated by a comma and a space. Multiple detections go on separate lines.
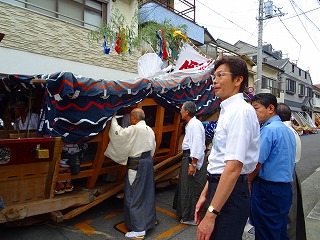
312, 97, 320, 108
139, 0, 204, 44
139, 0, 195, 22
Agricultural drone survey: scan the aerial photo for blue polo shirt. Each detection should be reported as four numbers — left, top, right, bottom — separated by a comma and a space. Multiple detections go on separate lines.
258, 115, 296, 182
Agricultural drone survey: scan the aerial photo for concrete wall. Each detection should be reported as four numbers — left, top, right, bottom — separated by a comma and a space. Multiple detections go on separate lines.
139, 2, 204, 44
0, 1, 140, 79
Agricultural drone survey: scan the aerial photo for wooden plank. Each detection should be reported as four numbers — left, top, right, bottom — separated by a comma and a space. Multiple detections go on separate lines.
0, 191, 91, 223
86, 124, 110, 189
62, 182, 125, 220
154, 151, 182, 171
154, 106, 165, 150
57, 151, 183, 221
161, 125, 177, 132
155, 148, 170, 154
46, 137, 61, 198
55, 169, 94, 181
0, 137, 62, 204
155, 162, 181, 181
0, 162, 50, 181
137, 98, 157, 106
1, 176, 47, 204
99, 165, 125, 175
30, 79, 47, 84
169, 112, 181, 156
50, 140, 63, 197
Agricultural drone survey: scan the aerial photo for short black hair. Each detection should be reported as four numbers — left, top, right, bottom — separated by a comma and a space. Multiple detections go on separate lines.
182, 101, 196, 117
251, 93, 277, 111
14, 94, 29, 108
213, 56, 248, 92
277, 103, 291, 122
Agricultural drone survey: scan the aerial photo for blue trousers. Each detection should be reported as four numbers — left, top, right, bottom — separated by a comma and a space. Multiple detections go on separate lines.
251, 177, 292, 240
208, 175, 250, 240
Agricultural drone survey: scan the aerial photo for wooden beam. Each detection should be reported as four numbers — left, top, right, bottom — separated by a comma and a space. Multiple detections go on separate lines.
62, 182, 125, 220
0, 33, 5, 42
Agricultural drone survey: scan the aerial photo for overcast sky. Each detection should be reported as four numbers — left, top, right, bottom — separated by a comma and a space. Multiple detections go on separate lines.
180, 0, 320, 84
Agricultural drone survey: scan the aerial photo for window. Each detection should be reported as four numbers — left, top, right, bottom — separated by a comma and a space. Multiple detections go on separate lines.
272, 81, 282, 98
292, 64, 295, 73
286, 79, 296, 94
261, 77, 280, 97
261, 76, 273, 89
252, 55, 257, 63
271, 87, 280, 98
5, 0, 106, 29
305, 71, 307, 79
298, 84, 305, 97
299, 68, 301, 76
306, 87, 313, 98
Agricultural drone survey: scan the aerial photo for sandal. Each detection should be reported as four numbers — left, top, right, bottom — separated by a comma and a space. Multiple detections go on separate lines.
125, 231, 145, 239
54, 182, 65, 195
65, 182, 74, 192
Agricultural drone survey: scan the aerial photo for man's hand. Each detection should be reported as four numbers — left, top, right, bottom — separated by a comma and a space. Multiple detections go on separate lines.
188, 164, 196, 176
113, 112, 117, 118
194, 194, 206, 224
197, 214, 216, 240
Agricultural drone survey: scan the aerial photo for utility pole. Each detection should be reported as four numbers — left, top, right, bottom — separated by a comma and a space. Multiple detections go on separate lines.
256, 0, 284, 94
256, 0, 264, 94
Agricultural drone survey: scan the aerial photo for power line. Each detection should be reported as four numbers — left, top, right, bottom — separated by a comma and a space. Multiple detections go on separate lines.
269, 6, 320, 31
275, 9, 301, 63
288, 0, 320, 54
195, 0, 257, 37
195, 0, 259, 53
289, 2, 320, 31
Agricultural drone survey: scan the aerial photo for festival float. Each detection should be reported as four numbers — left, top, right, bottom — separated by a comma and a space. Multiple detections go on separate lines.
291, 111, 318, 135
0, 33, 221, 224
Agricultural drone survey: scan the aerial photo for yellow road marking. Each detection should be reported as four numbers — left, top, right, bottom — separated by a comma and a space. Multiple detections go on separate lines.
156, 206, 178, 219
104, 212, 117, 220
74, 219, 113, 238
74, 219, 95, 236
75, 205, 185, 239
154, 223, 187, 240
115, 221, 130, 233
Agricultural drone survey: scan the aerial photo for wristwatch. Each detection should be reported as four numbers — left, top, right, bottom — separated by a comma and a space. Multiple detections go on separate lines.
208, 205, 220, 215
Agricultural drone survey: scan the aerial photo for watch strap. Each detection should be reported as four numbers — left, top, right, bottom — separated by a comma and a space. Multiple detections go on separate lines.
208, 206, 220, 215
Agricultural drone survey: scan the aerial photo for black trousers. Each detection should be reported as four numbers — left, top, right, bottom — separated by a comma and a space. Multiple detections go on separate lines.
207, 174, 250, 240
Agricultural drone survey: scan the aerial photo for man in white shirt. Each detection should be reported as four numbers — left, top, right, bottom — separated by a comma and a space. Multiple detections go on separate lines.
277, 103, 306, 240
195, 56, 260, 240
173, 101, 206, 226
13, 95, 39, 130
105, 108, 156, 240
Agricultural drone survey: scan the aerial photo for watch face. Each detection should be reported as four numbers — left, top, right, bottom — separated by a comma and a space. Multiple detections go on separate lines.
208, 206, 214, 212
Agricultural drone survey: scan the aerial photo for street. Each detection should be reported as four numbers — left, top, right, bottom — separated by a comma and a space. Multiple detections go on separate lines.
1, 133, 320, 240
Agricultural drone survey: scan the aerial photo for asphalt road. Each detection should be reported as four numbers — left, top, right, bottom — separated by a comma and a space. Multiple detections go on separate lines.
1, 132, 320, 240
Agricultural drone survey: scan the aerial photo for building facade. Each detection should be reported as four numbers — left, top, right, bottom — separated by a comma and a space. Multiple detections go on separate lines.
313, 84, 320, 128
234, 41, 316, 132
0, 0, 140, 80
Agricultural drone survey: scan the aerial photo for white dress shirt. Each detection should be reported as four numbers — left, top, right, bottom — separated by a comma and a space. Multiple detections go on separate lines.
283, 121, 301, 163
14, 113, 39, 130
182, 116, 206, 170
207, 93, 260, 174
